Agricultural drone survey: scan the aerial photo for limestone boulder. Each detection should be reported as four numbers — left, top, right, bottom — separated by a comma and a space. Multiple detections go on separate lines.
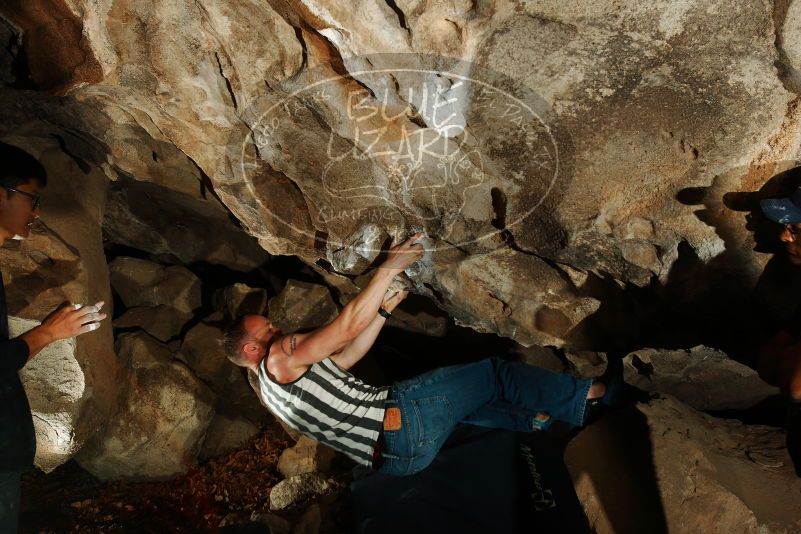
213, 283, 270, 320
325, 224, 386, 275
248, 511, 291, 534
277, 436, 336, 478
268, 280, 339, 332
473, 0, 799, 281
211, 0, 799, 347
2, 0, 799, 349
385, 305, 449, 337
199, 412, 260, 462
78, 332, 215, 480
10, 317, 85, 473
178, 318, 268, 423
781, 0, 801, 92
0, 143, 118, 472
269, 473, 331, 511
566, 396, 801, 533
112, 305, 191, 342
103, 174, 270, 271
109, 257, 201, 315
435, 248, 600, 347
623, 346, 779, 410
178, 321, 231, 386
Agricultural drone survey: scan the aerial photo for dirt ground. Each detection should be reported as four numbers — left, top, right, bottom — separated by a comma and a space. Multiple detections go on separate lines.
18, 423, 348, 533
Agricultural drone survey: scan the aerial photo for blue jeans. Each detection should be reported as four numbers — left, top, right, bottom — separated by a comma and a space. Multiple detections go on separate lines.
377, 358, 592, 476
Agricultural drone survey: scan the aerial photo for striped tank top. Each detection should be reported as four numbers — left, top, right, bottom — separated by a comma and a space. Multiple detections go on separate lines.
257, 357, 389, 466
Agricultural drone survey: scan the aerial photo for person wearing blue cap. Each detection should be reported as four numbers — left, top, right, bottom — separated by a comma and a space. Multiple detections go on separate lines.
759, 187, 801, 476
760, 188, 801, 265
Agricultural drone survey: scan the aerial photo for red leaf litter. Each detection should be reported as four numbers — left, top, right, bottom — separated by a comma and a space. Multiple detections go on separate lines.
20, 423, 294, 533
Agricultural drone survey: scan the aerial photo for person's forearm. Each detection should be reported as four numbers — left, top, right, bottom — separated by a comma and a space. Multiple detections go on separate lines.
331, 314, 386, 370
19, 325, 54, 361
337, 267, 398, 337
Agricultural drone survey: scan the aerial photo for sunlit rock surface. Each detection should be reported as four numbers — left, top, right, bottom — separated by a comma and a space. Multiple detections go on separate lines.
3, 0, 798, 347
78, 332, 215, 480
567, 396, 801, 533
0, 145, 118, 472
10, 317, 85, 473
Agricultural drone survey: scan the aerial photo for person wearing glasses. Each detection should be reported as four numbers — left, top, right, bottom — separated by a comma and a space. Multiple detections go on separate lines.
758, 187, 801, 477
0, 142, 107, 532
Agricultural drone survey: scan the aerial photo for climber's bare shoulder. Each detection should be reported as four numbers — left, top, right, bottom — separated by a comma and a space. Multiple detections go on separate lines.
265, 332, 312, 384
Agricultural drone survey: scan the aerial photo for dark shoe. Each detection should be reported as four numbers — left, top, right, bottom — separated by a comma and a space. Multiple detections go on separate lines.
582, 396, 605, 425
599, 356, 649, 408
581, 357, 648, 426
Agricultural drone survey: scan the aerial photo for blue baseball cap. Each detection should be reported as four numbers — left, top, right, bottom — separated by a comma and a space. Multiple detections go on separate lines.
760, 187, 801, 224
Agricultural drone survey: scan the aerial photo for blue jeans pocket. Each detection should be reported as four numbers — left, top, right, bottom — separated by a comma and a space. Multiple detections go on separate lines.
411, 396, 453, 446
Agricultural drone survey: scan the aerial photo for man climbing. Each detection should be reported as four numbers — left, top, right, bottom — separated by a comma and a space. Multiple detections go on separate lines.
758, 187, 801, 476
223, 233, 612, 475
0, 142, 107, 532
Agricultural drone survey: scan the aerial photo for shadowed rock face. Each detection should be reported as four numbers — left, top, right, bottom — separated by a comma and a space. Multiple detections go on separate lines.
623, 346, 779, 410
2, 0, 103, 93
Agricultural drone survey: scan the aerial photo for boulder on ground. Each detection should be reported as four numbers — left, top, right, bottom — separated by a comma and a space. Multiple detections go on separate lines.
11, 317, 86, 473
269, 473, 331, 511
112, 305, 191, 342
199, 412, 260, 461
566, 396, 801, 533
277, 436, 336, 478
179, 321, 231, 386
179, 318, 270, 423
109, 257, 201, 315
77, 332, 215, 480
623, 346, 778, 410
249, 511, 291, 534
